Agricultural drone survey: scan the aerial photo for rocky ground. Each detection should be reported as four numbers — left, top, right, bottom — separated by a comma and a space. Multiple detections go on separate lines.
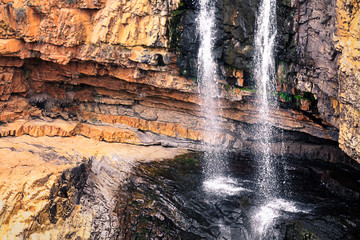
0, 135, 188, 239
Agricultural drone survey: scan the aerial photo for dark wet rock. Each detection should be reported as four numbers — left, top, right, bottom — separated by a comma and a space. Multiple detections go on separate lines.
115, 153, 360, 240
174, 0, 296, 84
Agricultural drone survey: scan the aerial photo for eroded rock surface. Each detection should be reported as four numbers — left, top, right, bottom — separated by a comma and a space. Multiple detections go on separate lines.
0, 135, 188, 239
334, 1, 360, 163
0, 0, 344, 155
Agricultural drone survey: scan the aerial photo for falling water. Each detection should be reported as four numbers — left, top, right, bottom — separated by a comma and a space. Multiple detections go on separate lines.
253, 0, 278, 199
252, 1, 302, 238
196, 0, 226, 181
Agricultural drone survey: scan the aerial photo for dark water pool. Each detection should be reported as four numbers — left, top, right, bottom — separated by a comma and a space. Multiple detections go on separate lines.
116, 153, 360, 240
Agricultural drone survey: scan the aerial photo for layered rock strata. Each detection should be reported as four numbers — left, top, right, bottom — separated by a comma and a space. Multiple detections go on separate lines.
334, 0, 360, 163
0, 0, 341, 159
0, 0, 359, 239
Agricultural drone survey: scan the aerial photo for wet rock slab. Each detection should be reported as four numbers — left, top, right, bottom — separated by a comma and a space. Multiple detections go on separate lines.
116, 153, 360, 239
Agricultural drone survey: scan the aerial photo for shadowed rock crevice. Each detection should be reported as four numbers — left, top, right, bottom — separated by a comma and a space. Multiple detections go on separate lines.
0, 136, 189, 239
24, 162, 90, 237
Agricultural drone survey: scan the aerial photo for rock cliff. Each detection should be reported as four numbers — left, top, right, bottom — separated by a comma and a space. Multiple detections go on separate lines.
0, 0, 343, 154
1, 0, 360, 239
281, 0, 360, 163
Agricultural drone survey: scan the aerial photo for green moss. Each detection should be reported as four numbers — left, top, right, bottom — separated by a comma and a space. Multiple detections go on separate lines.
226, 65, 236, 71
173, 154, 199, 167
238, 87, 256, 92
277, 61, 289, 84
290, 10, 294, 18
90, 118, 98, 123
24, 70, 31, 80
300, 229, 321, 240
303, 92, 316, 102
276, 92, 293, 102
294, 92, 316, 102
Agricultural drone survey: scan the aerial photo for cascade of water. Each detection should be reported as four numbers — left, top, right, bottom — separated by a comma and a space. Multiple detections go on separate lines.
252, 1, 302, 238
197, 0, 226, 181
253, 0, 278, 199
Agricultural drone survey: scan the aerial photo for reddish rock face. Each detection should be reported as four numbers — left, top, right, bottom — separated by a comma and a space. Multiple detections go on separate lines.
0, 0, 358, 163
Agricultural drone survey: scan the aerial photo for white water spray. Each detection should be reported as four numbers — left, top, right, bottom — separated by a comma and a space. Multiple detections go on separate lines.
197, 0, 226, 180
254, 0, 278, 199
253, 198, 304, 238
252, 0, 289, 238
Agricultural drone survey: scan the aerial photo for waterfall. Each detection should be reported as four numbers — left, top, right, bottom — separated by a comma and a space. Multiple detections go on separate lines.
252, 1, 301, 238
196, 0, 226, 181
253, 0, 278, 237
253, 0, 278, 199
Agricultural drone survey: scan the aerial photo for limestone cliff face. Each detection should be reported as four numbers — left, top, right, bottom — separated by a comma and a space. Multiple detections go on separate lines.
0, 0, 360, 239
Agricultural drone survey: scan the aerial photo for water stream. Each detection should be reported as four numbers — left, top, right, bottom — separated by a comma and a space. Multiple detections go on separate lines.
197, 0, 226, 182
177, 0, 359, 239
252, 0, 303, 238
253, 0, 278, 200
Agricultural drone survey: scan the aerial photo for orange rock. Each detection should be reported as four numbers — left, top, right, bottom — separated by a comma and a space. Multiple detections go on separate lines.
187, 129, 203, 141
158, 122, 176, 137
75, 88, 94, 102
0, 96, 30, 121
175, 124, 188, 139
0, 39, 24, 55
300, 99, 311, 111
0, 134, 188, 240
233, 69, 244, 87
148, 121, 159, 134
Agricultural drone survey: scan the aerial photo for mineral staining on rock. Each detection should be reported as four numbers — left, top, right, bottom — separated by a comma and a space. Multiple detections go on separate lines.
0, 0, 358, 161
0, 0, 350, 153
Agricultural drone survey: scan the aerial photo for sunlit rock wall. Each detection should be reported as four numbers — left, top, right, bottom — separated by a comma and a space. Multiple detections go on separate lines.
0, 0, 339, 155
335, 0, 360, 163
